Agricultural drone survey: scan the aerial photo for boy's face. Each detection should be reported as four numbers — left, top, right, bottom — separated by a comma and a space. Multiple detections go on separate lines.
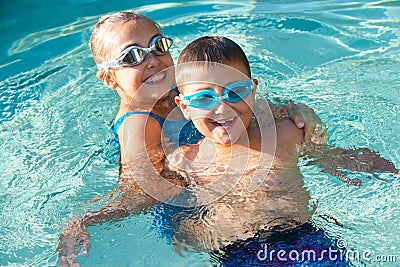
102, 19, 175, 103
176, 62, 257, 145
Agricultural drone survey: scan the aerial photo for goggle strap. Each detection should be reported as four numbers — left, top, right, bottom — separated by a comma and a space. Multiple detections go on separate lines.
97, 61, 119, 70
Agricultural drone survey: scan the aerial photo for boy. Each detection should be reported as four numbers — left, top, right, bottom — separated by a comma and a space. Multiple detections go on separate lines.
168, 36, 313, 251
167, 36, 399, 266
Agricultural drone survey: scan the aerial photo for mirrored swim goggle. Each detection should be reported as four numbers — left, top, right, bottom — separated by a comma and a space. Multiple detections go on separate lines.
181, 80, 254, 110
97, 36, 173, 69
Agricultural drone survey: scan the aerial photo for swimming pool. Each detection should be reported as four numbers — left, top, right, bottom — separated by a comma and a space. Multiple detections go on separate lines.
1, 0, 399, 266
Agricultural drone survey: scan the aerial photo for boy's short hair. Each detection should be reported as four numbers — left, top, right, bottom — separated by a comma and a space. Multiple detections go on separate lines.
177, 36, 251, 78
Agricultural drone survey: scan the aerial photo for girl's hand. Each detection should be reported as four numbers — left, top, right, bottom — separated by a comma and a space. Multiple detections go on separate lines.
56, 219, 90, 267
287, 101, 327, 144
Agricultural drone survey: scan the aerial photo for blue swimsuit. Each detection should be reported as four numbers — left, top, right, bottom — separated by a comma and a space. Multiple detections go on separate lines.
111, 111, 166, 142
111, 111, 203, 148
111, 86, 203, 146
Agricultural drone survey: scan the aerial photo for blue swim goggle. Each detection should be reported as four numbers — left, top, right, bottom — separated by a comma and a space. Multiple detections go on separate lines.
97, 35, 173, 69
181, 80, 254, 110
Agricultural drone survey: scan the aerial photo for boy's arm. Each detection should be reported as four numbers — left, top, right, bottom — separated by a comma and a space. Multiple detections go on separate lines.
307, 147, 399, 186
267, 101, 399, 185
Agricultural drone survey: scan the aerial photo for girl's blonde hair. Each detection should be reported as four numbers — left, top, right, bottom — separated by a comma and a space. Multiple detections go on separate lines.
89, 10, 163, 65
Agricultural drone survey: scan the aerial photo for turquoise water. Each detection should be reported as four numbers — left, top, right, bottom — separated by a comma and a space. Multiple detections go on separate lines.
1, 0, 400, 266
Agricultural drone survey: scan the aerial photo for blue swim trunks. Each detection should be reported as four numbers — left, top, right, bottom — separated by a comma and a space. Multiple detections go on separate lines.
151, 202, 350, 266
213, 222, 350, 267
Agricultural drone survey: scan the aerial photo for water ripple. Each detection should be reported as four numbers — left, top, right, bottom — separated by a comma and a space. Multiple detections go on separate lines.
8, 16, 98, 55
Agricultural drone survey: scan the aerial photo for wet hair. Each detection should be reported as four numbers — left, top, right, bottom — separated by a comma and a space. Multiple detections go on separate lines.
177, 36, 251, 78
89, 10, 163, 65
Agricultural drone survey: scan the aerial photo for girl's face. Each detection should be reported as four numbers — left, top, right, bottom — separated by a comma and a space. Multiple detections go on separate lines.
105, 19, 175, 104
176, 63, 256, 145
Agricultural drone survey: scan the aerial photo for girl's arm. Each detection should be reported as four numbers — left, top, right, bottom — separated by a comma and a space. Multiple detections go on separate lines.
56, 183, 156, 267
120, 114, 164, 176
57, 115, 185, 266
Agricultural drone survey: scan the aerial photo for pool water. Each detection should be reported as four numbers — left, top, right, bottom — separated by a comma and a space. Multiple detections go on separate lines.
1, 0, 400, 266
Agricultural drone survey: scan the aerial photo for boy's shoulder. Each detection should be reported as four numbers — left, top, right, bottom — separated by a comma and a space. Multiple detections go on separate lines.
275, 119, 304, 154
257, 119, 303, 143
276, 118, 303, 140
248, 119, 301, 155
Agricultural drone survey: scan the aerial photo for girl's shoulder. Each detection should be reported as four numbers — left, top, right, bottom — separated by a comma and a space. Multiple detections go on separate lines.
113, 111, 165, 136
